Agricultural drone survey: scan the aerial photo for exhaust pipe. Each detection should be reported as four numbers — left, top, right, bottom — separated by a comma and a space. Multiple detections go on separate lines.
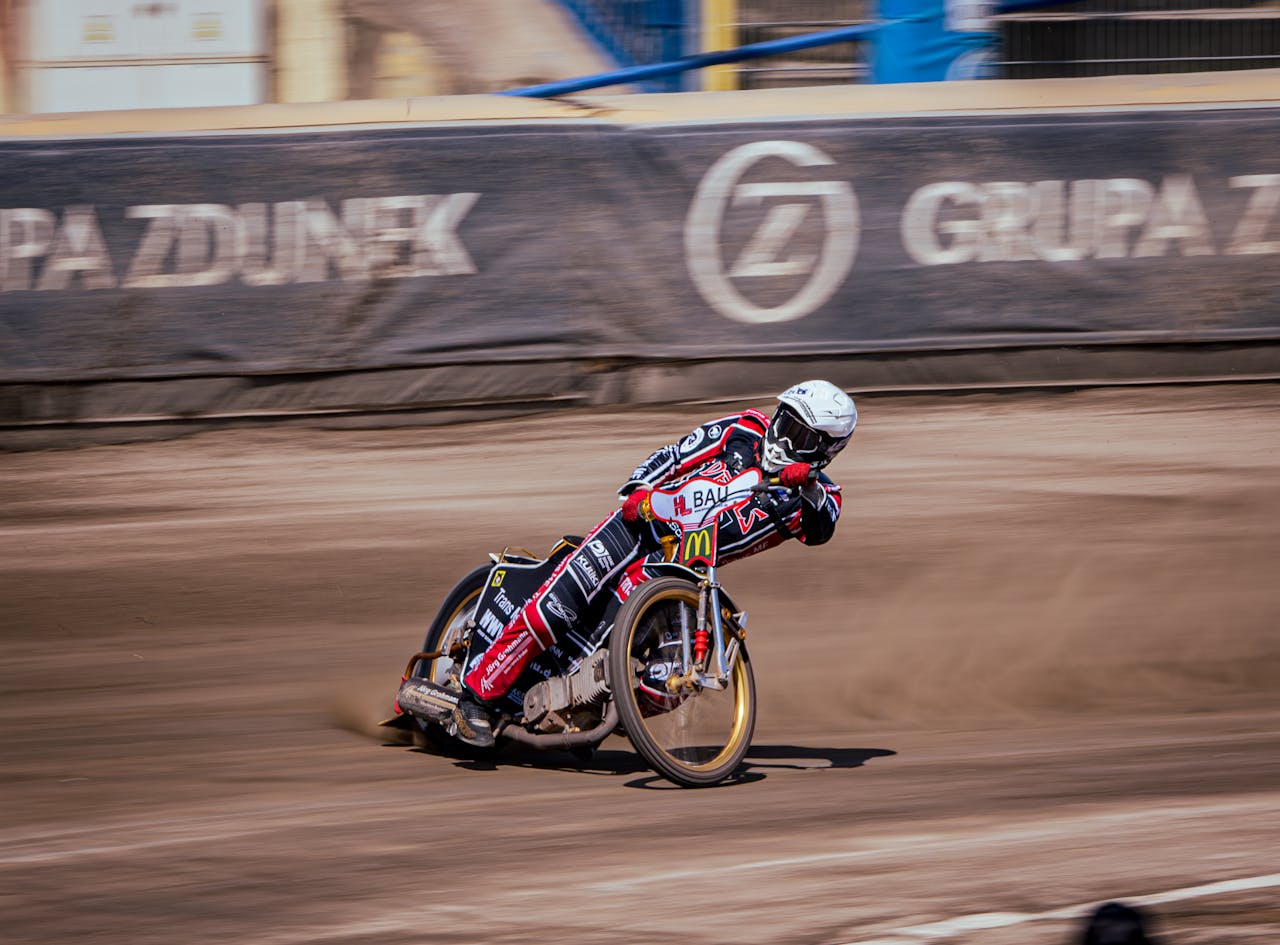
497, 699, 619, 750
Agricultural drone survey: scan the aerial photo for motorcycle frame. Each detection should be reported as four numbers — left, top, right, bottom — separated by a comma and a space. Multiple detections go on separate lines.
665, 562, 741, 693
653, 478, 767, 692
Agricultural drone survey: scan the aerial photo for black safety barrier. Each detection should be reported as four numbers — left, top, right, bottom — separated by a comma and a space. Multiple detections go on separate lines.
616, 109, 1280, 355
0, 124, 642, 381
1, 106, 1278, 432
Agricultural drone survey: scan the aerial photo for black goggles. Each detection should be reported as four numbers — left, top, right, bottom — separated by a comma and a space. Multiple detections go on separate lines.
769, 405, 847, 462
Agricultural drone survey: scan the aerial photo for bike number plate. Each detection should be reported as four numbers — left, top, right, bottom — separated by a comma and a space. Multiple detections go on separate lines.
648, 468, 761, 529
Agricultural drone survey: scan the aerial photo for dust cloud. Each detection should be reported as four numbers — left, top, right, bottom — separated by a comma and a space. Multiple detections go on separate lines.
3, 384, 1277, 740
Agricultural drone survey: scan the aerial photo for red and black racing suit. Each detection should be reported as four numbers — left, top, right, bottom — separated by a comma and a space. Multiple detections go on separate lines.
463, 409, 843, 703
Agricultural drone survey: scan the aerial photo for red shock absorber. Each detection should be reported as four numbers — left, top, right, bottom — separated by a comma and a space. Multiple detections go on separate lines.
693, 628, 710, 665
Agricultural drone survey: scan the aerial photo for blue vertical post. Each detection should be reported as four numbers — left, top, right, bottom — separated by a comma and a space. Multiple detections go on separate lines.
646, 0, 685, 92
871, 0, 999, 83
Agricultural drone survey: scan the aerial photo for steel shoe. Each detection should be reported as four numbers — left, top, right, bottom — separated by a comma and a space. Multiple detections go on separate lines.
449, 694, 496, 749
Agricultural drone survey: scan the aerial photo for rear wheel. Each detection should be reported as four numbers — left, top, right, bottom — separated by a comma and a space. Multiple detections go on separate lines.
409, 565, 491, 755
608, 577, 756, 787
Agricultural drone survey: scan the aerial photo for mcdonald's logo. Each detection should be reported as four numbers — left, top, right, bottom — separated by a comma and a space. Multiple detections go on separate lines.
682, 524, 716, 565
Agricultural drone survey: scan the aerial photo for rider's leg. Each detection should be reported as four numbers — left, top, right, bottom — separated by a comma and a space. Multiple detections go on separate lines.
452, 524, 635, 746
460, 511, 645, 714
462, 607, 556, 704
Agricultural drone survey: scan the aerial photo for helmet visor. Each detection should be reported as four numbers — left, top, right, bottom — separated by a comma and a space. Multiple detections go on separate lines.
768, 404, 849, 465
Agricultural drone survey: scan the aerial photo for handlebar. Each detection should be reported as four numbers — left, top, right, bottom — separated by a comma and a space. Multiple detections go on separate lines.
680, 472, 820, 528
749, 469, 819, 493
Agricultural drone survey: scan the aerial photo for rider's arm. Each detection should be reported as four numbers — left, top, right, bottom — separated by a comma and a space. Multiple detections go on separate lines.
795, 475, 842, 546
618, 410, 769, 496
619, 443, 677, 496
720, 431, 758, 474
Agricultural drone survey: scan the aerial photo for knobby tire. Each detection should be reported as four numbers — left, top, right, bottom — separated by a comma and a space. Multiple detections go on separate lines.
411, 564, 493, 757
608, 576, 756, 787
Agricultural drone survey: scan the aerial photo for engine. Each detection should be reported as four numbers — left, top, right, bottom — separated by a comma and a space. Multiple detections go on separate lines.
522, 648, 610, 733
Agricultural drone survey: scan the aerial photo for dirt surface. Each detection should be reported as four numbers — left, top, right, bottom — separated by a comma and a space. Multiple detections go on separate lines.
3, 384, 1279, 945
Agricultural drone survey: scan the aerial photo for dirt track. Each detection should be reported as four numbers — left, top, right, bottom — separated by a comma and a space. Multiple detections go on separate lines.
3, 384, 1279, 945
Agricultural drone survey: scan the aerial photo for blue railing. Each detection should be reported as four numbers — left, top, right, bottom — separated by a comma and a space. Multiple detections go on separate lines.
522, 0, 1085, 97
505, 22, 879, 97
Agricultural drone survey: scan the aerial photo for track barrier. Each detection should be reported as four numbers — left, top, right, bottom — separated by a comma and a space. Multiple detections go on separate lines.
2, 75, 1278, 437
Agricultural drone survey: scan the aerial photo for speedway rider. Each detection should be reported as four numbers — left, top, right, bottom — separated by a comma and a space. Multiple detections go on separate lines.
450, 380, 858, 748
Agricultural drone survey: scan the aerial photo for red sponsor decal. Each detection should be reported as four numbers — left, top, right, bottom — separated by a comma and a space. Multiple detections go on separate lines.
613, 559, 651, 603
732, 504, 770, 532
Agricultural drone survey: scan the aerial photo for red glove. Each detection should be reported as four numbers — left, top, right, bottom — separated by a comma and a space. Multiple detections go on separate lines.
778, 463, 814, 489
621, 489, 654, 523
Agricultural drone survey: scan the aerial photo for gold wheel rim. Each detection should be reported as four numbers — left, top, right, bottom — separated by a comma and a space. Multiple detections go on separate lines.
423, 587, 482, 682
630, 587, 752, 774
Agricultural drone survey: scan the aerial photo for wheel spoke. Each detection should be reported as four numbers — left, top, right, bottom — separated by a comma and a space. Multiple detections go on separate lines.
610, 580, 755, 785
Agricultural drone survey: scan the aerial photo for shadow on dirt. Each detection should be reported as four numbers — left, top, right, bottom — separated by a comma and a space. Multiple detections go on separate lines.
745, 745, 898, 770
393, 738, 896, 786
619, 745, 898, 789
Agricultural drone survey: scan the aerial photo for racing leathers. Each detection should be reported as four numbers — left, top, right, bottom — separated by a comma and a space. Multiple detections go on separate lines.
462, 408, 843, 704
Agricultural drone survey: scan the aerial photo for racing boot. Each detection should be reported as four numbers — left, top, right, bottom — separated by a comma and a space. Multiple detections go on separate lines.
449, 692, 496, 749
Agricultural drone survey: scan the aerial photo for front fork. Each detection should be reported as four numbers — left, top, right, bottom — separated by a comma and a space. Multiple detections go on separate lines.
668, 566, 742, 693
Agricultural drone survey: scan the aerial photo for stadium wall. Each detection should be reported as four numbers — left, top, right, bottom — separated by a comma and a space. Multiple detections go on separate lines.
2, 71, 1278, 438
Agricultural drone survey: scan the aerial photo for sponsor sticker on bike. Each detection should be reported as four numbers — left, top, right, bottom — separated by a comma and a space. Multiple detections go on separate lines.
681, 523, 717, 568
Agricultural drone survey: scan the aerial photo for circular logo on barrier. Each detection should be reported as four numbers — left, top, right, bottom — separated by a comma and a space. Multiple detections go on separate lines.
684, 140, 859, 324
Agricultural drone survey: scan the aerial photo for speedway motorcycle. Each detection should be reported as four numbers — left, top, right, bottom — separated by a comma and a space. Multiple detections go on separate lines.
384, 468, 796, 788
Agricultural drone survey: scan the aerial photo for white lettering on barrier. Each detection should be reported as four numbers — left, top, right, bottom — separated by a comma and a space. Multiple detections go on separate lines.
901, 175, 1225, 265
1228, 174, 1280, 255
899, 181, 982, 266
1, 208, 56, 291
0, 193, 479, 292
3, 166, 1277, 301
125, 204, 239, 288
37, 206, 118, 290
683, 142, 1278, 325
1133, 175, 1216, 258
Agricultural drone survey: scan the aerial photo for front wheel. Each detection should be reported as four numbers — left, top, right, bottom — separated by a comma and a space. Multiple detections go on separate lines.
608, 577, 756, 787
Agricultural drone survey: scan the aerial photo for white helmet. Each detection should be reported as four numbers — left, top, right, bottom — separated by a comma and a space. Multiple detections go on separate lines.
761, 380, 857, 472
